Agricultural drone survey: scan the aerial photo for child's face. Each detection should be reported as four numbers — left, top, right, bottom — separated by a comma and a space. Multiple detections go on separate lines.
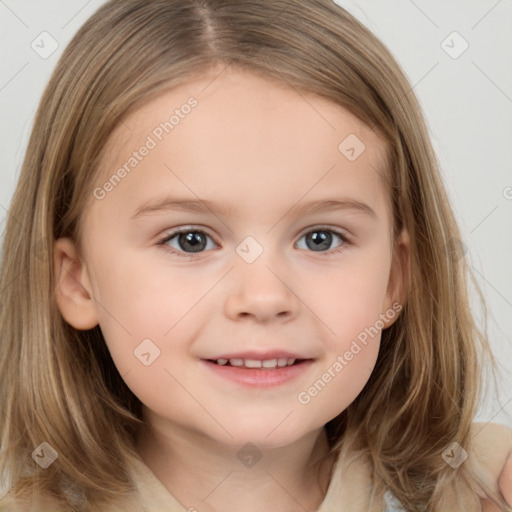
56, 68, 406, 449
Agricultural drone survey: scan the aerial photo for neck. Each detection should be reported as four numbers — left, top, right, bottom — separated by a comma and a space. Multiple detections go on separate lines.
135, 408, 336, 512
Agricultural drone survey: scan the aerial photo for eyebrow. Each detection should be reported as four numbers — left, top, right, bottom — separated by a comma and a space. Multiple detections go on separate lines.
130, 196, 377, 220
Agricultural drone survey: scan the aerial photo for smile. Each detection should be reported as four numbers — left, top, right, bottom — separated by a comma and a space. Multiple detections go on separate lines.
202, 358, 314, 388
209, 357, 298, 369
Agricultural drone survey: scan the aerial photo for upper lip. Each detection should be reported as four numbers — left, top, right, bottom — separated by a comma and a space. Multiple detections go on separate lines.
204, 351, 310, 360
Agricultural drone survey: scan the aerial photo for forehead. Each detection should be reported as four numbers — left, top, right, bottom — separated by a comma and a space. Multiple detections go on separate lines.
86, 68, 390, 226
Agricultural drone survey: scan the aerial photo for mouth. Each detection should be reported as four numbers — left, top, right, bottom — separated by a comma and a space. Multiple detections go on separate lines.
201, 354, 314, 387
206, 357, 306, 369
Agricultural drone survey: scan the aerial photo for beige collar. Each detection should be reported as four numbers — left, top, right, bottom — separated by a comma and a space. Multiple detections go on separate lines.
127, 446, 383, 512
127, 422, 512, 512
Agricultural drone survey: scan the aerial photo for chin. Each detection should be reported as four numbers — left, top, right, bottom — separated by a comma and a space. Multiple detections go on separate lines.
207, 420, 317, 452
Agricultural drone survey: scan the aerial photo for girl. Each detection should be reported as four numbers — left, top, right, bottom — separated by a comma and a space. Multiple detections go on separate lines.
0, 1, 511, 511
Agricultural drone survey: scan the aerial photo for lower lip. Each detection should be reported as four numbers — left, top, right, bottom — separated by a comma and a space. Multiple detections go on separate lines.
201, 359, 314, 388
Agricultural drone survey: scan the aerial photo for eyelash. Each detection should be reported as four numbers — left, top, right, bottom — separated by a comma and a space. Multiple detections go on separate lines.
156, 226, 352, 259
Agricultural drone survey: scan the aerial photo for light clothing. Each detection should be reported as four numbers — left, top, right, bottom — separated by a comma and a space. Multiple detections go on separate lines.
382, 491, 406, 511
1, 422, 510, 510
127, 422, 512, 512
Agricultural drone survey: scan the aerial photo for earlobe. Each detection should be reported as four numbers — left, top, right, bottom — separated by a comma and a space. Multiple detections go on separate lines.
381, 228, 410, 328
53, 237, 99, 330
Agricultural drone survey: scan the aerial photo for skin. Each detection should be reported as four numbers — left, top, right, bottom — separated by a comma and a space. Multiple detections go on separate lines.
481, 451, 512, 511
54, 66, 414, 511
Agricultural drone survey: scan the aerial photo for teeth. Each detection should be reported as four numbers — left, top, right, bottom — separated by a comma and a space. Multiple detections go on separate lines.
214, 358, 298, 368
245, 359, 262, 368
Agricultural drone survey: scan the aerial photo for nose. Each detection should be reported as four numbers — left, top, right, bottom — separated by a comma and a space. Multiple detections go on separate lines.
224, 258, 299, 323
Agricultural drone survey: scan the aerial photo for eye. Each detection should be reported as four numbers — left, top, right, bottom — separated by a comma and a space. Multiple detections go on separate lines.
157, 228, 217, 257
295, 227, 349, 254
157, 226, 350, 258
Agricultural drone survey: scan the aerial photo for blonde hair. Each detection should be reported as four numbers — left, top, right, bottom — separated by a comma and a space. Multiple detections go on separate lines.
0, 0, 508, 510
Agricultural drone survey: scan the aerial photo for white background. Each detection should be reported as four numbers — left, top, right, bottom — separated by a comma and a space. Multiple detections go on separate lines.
0, 0, 511, 426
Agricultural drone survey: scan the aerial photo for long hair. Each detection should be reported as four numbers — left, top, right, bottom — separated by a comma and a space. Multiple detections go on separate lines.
0, 1, 508, 510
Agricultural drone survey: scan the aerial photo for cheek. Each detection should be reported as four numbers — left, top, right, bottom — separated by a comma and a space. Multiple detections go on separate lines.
295, 249, 389, 415
268, 256, 386, 426
290, 269, 383, 430
297, 338, 380, 422
88, 253, 211, 424
87, 246, 223, 385
305, 249, 392, 347
91, 245, 197, 325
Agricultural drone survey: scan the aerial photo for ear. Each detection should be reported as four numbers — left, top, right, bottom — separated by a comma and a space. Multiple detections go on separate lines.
381, 228, 409, 328
54, 237, 99, 330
